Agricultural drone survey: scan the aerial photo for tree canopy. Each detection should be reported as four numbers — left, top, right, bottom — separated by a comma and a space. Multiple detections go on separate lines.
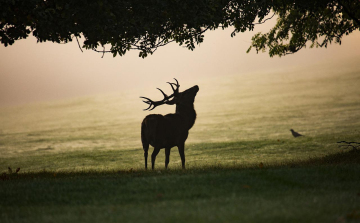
1, 0, 359, 58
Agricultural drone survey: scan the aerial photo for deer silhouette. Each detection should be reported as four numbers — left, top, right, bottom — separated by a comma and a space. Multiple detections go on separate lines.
140, 79, 199, 170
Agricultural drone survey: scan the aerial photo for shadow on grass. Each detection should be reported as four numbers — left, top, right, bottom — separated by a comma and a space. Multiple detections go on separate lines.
298, 148, 360, 165
2, 149, 359, 180
1, 150, 359, 223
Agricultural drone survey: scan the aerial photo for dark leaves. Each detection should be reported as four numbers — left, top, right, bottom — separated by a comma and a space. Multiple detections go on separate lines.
247, 0, 360, 57
0, 0, 358, 57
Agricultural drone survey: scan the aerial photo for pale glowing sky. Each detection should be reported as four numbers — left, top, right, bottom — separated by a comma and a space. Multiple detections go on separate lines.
1, 19, 360, 107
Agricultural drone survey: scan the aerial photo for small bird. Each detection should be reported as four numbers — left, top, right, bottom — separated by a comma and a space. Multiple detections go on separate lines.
290, 129, 304, 137
8, 167, 12, 174
16, 168, 20, 173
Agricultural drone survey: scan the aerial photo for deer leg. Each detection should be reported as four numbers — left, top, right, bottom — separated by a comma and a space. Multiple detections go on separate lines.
151, 147, 160, 170
144, 149, 148, 170
165, 148, 171, 169
178, 144, 186, 169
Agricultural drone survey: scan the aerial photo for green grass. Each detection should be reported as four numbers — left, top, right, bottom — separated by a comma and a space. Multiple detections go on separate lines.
1, 150, 360, 223
1, 135, 358, 172
1, 65, 360, 222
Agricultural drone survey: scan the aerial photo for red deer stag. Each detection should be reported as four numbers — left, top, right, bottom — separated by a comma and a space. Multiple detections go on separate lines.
140, 79, 199, 170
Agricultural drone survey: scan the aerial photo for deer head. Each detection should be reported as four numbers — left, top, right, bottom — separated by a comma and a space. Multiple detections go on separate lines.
140, 78, 199, 111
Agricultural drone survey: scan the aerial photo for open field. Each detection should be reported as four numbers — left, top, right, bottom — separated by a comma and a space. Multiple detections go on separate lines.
1, 61, 360, 163
1, 61, 360, 222
1, 151, 360, 223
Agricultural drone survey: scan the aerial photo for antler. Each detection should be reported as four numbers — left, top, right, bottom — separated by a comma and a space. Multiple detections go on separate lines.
167, 78, 180, 96
140, 89, 171, 111
140, 78, 180, 111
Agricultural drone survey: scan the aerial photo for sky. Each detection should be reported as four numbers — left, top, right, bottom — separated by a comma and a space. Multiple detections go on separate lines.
1, 19, 360, 107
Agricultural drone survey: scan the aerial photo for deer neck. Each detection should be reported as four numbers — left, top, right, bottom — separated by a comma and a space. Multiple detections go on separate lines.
175, 104, 197, 130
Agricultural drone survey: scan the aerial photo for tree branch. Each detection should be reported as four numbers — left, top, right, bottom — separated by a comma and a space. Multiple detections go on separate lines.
337, 141, 360, 150
253, 13, 276, 25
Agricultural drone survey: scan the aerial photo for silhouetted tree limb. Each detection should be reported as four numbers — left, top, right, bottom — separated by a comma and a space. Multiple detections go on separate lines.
0, 0, 359, 58
75, 36, 83, 53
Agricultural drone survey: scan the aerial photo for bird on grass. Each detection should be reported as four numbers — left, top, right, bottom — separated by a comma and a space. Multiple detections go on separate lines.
290, 129, 304, 137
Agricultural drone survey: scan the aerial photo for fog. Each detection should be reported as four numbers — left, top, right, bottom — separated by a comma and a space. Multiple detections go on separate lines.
0, 19, 360, 107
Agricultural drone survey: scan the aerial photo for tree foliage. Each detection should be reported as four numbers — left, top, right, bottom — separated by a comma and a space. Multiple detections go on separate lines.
248, 0, 360, 56
0, 0, 359, 58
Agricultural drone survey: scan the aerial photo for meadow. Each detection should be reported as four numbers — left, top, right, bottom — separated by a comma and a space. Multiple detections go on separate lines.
1, 60, 360, 222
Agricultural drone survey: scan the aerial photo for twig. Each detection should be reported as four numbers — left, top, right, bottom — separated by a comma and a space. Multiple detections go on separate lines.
90, 26, 209, 58
75, 36, 83, 53
101, 46, 105, 58
254, 13, 276, 25
337, 141, 360, 150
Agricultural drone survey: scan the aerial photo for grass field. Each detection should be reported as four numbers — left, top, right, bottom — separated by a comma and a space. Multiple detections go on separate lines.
1, 61, 360, 222
1, 151, 360, 223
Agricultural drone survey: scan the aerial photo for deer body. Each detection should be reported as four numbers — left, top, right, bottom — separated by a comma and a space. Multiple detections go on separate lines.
140, 81, 198, 170
142, 113, 190, 149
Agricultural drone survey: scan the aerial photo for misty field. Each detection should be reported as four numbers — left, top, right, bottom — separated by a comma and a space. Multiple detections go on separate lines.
1, 63, 360, 222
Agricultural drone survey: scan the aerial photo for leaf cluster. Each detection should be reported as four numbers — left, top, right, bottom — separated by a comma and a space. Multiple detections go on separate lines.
0, 0, 271, 57
247, 0, 360, 57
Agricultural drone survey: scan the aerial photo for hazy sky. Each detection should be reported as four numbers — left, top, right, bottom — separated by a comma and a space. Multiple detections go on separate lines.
1, 19, 360, 107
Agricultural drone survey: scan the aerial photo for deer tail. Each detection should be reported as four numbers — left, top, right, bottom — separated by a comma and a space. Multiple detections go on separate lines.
141, 119, 149, 151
